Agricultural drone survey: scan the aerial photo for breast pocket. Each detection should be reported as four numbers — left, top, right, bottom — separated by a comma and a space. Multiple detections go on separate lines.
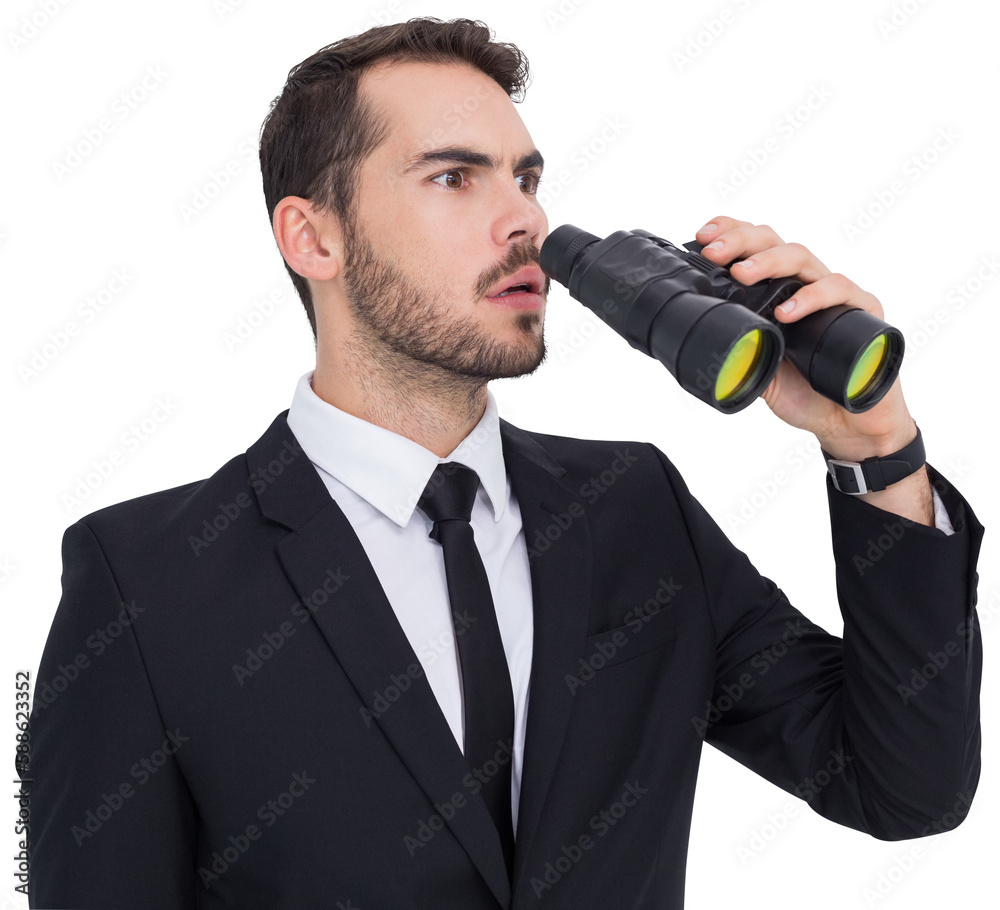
582, 605, 680, 672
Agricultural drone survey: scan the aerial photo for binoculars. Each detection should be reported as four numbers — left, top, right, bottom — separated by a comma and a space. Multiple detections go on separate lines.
539, 225, 904, 414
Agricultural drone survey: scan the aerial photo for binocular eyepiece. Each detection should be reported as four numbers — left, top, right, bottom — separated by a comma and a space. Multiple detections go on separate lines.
539, 225, 904, 414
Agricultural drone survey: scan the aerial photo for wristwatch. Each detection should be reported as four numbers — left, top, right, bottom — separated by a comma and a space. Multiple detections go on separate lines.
822, 425, 925, 495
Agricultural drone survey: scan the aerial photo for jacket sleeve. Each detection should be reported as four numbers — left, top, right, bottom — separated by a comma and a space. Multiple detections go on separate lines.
655, 449, 986, 840
25, 520, 199, 909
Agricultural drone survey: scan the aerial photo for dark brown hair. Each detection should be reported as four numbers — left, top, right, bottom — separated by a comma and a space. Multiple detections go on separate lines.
258, 17, 532, 340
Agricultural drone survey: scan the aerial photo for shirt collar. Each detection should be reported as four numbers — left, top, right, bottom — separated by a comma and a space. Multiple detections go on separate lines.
285, 370, 508, 528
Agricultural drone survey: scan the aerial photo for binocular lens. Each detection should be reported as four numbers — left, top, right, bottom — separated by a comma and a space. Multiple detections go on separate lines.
847, 334, 888, 402
716, 328, 765, 403
782, 305, 903, 412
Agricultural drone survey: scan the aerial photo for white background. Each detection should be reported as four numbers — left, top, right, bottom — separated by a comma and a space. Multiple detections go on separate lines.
2, 0, 997, 907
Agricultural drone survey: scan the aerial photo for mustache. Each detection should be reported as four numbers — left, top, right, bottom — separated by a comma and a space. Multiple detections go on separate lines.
475, 242, 548, 298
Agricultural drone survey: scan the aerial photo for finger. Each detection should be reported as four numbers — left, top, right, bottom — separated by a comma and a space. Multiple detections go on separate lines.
697, 222, 785, 266
771, 271, 885, 322
729, 240, 831, 286
695, 215, 753, 241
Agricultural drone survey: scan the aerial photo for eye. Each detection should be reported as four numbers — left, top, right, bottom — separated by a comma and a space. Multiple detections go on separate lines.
516, 173, 543, 194
431, 169, 467, 189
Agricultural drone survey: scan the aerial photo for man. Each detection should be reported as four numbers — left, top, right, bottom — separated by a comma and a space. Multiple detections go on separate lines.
25, 17, 984, 910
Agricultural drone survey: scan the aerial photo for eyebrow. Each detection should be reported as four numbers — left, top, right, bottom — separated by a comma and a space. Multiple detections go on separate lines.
401, 146, 544, 175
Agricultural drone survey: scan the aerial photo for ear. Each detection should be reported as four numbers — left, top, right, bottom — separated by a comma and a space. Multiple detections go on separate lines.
272, 196, 342, 283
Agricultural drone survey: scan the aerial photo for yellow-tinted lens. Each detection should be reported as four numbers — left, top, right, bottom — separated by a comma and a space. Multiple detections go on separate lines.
847, 334, 888, 400
715, 329, 763, 402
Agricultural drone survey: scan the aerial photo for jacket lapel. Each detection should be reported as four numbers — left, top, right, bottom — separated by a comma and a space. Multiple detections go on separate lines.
245, 410, 594, 908
247, 411, 511, 907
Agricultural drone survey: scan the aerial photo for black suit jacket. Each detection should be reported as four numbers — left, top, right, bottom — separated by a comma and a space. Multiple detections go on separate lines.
25, 411, 985, 909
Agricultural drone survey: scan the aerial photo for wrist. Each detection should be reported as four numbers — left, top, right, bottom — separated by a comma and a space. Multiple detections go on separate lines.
854, 465, 935, 528
821, 421, 925, 496
815, 415, 918, 463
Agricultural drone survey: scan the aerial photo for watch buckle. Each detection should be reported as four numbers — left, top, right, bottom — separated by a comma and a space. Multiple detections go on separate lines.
827, 458, 867, 495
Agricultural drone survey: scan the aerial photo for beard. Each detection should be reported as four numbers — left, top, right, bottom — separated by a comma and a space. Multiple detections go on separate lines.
340, 219, 548, 381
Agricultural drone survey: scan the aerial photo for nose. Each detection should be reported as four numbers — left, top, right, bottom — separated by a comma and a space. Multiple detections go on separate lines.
489, 176, 548, 252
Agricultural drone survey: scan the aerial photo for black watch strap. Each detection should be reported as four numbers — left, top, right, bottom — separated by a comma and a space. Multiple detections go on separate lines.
822, 425, 925, 495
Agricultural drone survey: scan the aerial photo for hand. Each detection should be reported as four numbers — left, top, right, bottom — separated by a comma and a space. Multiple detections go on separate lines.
695, 216, 933, 525
694, 216, 917, 462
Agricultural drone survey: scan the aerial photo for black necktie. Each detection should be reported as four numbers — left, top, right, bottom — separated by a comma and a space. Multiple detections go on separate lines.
417, 462, 516, 877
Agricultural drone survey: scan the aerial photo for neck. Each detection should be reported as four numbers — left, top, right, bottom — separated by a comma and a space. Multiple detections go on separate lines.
312, 334, 488, 459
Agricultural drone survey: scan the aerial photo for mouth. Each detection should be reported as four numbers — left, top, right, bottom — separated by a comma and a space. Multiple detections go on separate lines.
495, 283, 532, 297
486, 266, 546, 308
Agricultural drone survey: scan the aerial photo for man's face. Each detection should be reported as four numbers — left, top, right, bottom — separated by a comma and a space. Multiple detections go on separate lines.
336, 59, 549, 380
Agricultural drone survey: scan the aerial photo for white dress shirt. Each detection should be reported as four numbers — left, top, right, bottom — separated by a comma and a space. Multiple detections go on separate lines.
286, 370, 535, 831
285, 369, 955, 831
